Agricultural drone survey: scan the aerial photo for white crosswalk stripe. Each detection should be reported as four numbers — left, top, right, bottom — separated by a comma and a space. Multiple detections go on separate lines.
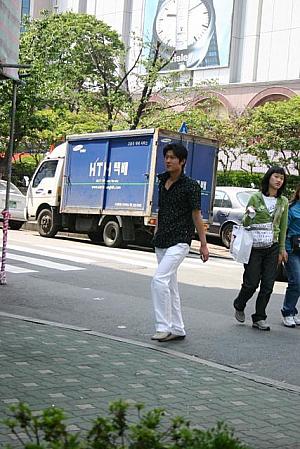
6, 253, 84, 271
6, 264, 38, 274
4, 240, 240, 275
8, 244, 96, 265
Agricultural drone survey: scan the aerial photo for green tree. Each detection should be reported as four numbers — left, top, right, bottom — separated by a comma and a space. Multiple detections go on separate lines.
20, 11, 125, 113
0, 11, 125, 163
243, 96, 300, 175
0, 12, 180, 154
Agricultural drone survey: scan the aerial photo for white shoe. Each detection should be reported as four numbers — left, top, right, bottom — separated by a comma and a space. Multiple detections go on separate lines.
282, 316, 296, 328
151, 331, 171, 340
293, 315, 300, 326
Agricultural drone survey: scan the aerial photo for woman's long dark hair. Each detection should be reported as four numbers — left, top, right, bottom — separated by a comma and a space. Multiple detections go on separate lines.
261, 166, 287, 197
289, 184, 300, 208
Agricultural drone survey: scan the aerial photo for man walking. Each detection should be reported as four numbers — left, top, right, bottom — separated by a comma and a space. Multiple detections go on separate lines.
151, 142, 209, 342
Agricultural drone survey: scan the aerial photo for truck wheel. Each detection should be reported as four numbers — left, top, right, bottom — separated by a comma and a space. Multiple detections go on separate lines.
9, 220, 24, 230
37, 209, 58, 238
221, 223, 233, 249
103, 220, 123, 248
88, 231, 103, 244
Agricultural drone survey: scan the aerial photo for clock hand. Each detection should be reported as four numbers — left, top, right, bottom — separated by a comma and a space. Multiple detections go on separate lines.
189, 2, 207, 14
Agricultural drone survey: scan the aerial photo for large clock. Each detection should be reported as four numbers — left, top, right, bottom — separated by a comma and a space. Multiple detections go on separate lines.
153, 0, 219, 69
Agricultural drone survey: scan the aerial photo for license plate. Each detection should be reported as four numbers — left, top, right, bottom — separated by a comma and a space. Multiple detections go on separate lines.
8, 200, 17, 208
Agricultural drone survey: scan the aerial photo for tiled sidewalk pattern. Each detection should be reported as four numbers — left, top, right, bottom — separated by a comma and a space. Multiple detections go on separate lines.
0, 316, 299, 449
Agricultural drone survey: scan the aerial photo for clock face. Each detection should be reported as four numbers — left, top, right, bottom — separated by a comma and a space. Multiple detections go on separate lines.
154, 0, 216, 69
155, 0, 177, 48
187, 0, 210, 48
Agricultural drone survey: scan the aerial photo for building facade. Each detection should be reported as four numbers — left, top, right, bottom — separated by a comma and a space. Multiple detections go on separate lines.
23, 0, 300, 114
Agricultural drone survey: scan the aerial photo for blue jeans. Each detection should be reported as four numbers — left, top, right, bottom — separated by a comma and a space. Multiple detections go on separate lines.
281, 252, 300, 317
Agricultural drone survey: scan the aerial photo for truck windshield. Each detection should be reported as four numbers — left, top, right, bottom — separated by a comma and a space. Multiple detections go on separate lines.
33, 160, 58, 188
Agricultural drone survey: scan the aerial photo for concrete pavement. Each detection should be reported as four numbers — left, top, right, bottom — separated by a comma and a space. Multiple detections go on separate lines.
0, 312, 299, 449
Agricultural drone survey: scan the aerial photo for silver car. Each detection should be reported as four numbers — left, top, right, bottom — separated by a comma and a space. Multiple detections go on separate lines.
0, 180, 26, 230
208, 186, 257, 248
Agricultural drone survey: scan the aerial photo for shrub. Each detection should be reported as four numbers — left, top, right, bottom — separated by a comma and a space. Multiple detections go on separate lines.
217, 170, 299, 198
11, 155, 43, 188
2, 400, 250, 449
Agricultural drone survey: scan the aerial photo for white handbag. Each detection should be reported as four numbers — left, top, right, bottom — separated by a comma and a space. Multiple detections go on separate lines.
230, 225, 253, 264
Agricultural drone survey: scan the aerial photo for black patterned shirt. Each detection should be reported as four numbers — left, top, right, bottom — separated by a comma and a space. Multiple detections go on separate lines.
153, 172, 201, 248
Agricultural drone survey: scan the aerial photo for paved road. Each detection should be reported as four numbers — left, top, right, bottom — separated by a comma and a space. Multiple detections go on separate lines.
1, 229, 299, 388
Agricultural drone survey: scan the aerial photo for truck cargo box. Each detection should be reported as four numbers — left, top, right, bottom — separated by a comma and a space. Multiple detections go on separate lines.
61, 128, 218, 222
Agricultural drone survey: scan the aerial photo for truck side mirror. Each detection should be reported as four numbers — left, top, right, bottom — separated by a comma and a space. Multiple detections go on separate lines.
23, 176, 29, 187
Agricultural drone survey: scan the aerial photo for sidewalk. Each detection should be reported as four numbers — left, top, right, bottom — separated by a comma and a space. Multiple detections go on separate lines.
0, 313, 299, 448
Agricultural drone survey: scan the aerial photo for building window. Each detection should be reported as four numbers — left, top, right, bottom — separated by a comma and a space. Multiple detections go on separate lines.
21, 0, 30, 17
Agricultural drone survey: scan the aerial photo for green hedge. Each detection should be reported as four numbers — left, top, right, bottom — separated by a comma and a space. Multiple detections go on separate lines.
2, 400, 251, 449
11, 157, 42, 188
217, 171, 299, 198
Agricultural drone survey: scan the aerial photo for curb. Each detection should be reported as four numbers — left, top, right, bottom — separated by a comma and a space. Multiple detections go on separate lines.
1, 311, 299, 395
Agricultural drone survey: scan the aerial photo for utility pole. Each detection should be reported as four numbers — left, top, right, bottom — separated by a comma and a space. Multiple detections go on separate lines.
0, 63, 30, 285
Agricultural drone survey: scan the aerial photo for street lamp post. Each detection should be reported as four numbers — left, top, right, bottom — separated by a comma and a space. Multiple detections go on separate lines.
0, 80, 18, 284
0, 63, 30, 285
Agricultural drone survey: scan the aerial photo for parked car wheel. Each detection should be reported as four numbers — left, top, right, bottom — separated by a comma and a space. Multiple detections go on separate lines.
9, 220, 24, 230
37, 208, 59, 238
221, 222, 234, 249
103, 220, 123, 248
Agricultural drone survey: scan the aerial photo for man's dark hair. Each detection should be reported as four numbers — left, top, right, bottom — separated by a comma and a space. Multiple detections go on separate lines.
163, 143, 188, 163
261, 166, 287, 197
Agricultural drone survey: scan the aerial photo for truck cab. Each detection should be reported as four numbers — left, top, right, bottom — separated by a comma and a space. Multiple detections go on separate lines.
26, 143, 66, 235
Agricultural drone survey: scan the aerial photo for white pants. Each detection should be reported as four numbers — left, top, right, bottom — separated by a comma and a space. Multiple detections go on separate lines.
151, 243, 189, 335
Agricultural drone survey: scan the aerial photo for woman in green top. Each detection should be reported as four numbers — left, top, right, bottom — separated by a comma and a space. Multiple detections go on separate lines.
233, 167, 288, 331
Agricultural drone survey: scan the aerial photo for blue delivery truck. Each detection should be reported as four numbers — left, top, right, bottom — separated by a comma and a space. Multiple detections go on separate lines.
26, 129, 218, 247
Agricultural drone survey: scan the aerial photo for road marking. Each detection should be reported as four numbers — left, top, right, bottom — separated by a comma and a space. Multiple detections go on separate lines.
6, 243, 158, 269
7, 253, 84, 271
7, 244, 96, 265
5, 264, 38, 274
12, 240, 241, 269
7, 241, 239, 271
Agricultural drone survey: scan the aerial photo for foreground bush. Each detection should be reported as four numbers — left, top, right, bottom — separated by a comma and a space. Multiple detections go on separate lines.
2, 400, 250, 449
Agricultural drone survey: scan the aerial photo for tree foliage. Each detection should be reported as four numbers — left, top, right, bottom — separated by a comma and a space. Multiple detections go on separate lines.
20, 11, 125, 112
0, 11, 199, 154
243, 96, 300, 174
0, 11, 125, 159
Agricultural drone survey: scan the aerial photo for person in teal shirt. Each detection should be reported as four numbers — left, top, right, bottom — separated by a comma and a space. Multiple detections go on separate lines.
281, 185, 300, 327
